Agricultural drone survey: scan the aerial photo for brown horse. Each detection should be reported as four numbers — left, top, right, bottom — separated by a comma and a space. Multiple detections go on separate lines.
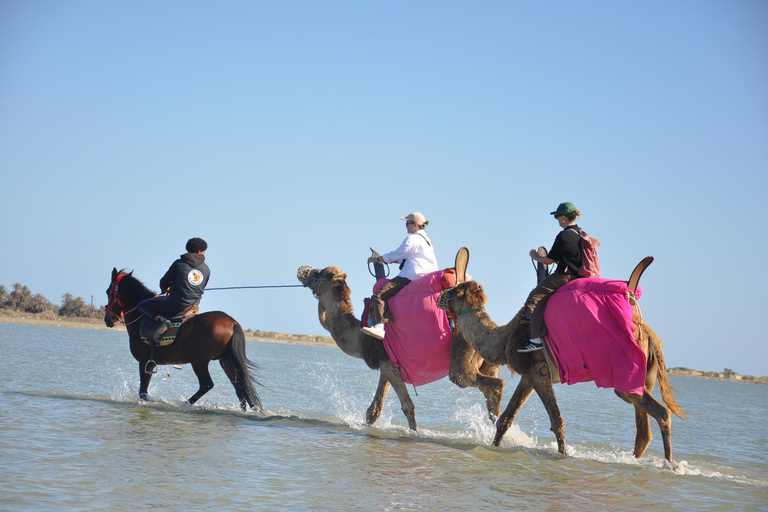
104, 268, 261, 411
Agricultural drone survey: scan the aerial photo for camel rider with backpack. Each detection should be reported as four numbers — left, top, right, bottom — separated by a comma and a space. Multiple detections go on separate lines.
519, 202, 587, 353
139, 237, 211, 343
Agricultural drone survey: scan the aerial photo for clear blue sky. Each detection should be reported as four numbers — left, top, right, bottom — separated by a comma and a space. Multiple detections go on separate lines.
2, 1, 766, 376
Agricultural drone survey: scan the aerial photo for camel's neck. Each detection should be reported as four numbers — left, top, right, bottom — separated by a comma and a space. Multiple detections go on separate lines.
316, 292, 366, 359
455, 308, 513, 365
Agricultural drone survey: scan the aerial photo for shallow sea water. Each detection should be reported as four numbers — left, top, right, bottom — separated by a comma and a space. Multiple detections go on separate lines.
1, 323, 766, 511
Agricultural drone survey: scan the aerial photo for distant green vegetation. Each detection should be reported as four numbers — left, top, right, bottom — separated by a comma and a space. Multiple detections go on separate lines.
0, 283, 102, 319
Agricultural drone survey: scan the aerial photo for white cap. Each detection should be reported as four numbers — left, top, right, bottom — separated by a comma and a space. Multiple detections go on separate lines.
400, 212, 427, 224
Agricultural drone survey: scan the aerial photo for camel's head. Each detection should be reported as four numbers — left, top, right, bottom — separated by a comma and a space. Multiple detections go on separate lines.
297, 265, 351, 302
438, 281, 487, 316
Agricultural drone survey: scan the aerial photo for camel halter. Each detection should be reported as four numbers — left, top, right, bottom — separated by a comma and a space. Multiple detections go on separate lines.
297, 266, 346, 287
438, 287, 484, 316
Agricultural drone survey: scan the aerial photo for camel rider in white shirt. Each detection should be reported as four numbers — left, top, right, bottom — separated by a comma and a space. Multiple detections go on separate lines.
362, 212, 438, 339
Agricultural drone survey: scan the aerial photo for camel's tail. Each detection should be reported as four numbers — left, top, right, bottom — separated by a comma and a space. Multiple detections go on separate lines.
643, 322, 686, 420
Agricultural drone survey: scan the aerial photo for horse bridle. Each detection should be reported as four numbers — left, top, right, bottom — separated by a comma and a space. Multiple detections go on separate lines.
106, 273, 141, 325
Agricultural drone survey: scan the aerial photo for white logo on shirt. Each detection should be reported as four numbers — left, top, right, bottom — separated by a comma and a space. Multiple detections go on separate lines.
188, 270, 204, 286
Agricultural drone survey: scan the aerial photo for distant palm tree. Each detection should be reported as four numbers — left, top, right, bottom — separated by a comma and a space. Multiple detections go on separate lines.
9, 283, 31, 310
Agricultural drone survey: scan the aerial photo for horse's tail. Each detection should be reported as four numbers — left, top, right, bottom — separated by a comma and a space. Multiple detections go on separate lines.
222, 322, 262, 411
644, 322, 686, 420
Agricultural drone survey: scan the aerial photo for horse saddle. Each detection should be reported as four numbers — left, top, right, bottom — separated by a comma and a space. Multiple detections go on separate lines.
140, 305, 199, 346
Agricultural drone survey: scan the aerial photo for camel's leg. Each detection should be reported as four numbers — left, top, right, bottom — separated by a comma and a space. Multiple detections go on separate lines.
380, 361, 417, 431
188, 362, 215, 405
617, 358, 674, 462
616, 359, 660, 458
449, 334, 504, 420
633, 405, 652, 457
493, 375, 534, 446
138, 362, 153, 401
366, 372, 391, 425
529, 365, 567, 455
618, 391, 672, 463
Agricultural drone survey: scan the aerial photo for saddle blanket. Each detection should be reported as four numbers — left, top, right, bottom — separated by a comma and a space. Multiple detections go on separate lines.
544, 278, 647, 395
140, 321, 182, 347
373, 271, 453, 386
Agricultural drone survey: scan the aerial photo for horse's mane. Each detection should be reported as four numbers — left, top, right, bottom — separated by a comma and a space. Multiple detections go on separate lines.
119, 270, 157, 301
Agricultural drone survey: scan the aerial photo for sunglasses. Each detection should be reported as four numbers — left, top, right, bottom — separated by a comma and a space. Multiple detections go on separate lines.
406, 220, 415, 225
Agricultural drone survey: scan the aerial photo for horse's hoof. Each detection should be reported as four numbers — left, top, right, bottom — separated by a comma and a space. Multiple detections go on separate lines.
139, 393, 150, 401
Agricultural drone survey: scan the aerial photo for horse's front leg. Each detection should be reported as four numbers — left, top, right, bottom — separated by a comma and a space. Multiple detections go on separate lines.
138, 362, 153, 401
366, 372, 391, 425
379, 360, 417, 431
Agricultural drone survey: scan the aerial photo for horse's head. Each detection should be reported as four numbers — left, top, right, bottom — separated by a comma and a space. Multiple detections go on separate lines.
438, 281, 487, 319
104, 267, 129, 327
104, 267, 154, 327
297, 265, 351, 302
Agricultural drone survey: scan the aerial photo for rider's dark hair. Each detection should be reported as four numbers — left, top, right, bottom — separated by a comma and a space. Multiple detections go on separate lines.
186, 237, 208, 253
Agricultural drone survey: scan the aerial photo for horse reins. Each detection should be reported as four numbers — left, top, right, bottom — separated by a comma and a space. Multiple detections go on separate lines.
106, 273, 142, 326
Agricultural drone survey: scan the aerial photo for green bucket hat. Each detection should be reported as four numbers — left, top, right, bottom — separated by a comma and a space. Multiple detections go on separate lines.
550, 202, 578, 216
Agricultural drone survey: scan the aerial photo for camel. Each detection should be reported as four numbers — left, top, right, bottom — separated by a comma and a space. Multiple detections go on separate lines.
297, 265, 504, 431
438, 279, 686, 466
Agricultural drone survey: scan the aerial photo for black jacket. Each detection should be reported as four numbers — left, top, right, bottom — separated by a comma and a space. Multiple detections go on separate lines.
548, 225, 582, 275
160, 253, 211, 307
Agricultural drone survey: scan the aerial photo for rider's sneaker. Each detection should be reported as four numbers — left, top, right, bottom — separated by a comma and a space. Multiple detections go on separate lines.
153, 318, 171, 343
361, 323, 385, 340
518, 340, 543, 353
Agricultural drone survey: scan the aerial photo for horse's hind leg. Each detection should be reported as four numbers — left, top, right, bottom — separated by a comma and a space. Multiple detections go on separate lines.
188, 362, 214, 405
219, 357, 247, 410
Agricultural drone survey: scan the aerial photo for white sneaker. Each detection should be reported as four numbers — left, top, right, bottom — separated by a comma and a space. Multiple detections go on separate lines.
361, 323, 385, 340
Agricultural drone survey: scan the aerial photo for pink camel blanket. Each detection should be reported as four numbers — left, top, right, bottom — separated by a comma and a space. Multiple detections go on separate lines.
544, 278, 647, 395
373, 271, 452, 386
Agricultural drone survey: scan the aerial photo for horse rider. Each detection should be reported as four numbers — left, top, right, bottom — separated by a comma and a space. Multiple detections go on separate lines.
139, 237, 211, 343
518, 202, 585, 353
362, 212, 438, 339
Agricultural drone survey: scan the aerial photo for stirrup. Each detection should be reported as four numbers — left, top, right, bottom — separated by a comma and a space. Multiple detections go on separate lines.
145, 360, 158, 374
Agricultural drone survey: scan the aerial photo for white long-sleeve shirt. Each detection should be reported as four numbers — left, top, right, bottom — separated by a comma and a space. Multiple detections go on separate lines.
381, 231, 438, 281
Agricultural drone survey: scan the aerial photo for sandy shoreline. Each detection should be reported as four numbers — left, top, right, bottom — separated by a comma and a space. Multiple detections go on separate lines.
0, 314, 336, 347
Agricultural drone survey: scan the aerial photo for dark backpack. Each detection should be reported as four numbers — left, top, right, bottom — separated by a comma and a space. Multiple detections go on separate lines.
566, 227, 601, 278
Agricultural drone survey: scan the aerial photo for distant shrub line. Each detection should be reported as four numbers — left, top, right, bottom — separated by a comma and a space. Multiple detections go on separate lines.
0, 283, 103, 319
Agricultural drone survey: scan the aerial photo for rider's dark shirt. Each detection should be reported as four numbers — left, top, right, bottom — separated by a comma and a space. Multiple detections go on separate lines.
548, 225, 582, 275
160, 253, 210, 307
